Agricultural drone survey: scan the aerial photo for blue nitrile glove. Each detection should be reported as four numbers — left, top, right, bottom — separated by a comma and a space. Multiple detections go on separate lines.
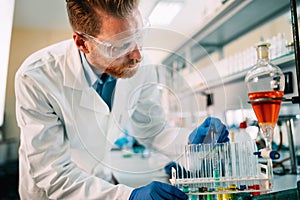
129, 181, 188, 200
164, 161, 189, 179
189, 117, 229, 144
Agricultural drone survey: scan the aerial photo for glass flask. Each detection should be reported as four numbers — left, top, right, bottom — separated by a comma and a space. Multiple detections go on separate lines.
245, 42, 285, 188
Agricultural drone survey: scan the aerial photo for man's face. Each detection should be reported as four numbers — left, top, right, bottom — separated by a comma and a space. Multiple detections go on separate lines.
85, 10, 144, 79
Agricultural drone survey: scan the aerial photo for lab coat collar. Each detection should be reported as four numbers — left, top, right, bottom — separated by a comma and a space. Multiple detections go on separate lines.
79, 51, 98, 87
63, 40, 88, 90
63, 40, 110, 113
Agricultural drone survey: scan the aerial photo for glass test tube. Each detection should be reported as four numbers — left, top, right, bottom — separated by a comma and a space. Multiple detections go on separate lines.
223, 142, 233, 187
180, 140, 266, 197
238, 142, 247, 187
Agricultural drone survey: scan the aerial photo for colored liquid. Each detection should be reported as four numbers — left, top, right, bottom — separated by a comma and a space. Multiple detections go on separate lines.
248, 90, 284, 126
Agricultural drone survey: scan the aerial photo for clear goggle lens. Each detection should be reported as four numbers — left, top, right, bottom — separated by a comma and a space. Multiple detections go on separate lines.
80, 28, 146, 59
104, 30, 145, 58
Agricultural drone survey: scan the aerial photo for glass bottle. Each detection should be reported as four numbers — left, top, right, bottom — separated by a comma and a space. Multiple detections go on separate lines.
244, 42, 285, 188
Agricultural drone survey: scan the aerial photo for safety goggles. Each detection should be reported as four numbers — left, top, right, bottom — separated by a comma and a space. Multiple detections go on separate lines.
79, 28, 147, 59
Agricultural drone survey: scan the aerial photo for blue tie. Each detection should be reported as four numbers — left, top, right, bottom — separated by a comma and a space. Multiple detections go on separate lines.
96, 73, 117, 111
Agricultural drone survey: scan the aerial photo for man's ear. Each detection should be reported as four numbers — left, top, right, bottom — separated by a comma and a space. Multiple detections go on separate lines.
73, 32, 89, 53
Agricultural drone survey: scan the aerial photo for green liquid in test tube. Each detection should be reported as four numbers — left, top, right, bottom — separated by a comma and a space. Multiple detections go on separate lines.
213, 156, 220, 188
210, 124, 220, 188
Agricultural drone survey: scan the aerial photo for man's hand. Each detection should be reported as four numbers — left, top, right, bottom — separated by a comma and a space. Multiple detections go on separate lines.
189, 117, 229, 144
129, 181, 188, 200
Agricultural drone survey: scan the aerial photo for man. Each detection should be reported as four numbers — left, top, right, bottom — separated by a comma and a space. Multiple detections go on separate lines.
15, 0, 228, 199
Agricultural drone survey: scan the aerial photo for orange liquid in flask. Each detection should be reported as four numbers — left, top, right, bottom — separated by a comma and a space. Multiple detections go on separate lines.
248, 90, 284, 127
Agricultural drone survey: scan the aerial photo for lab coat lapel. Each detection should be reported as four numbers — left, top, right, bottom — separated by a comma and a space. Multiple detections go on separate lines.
79, 87, 110, 113
62, 40, 110, 113
63, 40, 86, 90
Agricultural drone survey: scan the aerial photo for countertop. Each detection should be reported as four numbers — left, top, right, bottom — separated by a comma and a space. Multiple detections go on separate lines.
108, 149, 300, 199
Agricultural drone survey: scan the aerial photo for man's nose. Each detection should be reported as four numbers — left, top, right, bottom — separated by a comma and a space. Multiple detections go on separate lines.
128, 46, 142, 61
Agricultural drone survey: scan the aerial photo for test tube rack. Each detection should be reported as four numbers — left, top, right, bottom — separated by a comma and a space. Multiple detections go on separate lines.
170, 142, 272, 197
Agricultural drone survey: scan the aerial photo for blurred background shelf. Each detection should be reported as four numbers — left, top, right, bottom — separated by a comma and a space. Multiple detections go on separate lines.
163, 0, 297, 65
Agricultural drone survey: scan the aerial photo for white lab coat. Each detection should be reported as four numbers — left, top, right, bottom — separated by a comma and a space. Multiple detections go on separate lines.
15, 39, 189, 199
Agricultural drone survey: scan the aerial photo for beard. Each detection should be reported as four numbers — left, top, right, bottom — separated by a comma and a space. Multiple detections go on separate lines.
105, 59, 140, 79
86, 48, 143, 79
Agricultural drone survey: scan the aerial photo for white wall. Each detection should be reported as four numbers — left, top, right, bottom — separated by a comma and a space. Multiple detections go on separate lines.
0, 0, 15, 126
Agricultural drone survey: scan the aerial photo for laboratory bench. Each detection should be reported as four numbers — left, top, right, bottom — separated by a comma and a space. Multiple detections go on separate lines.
1, 150, 299, 199
258, 174, 300, 200
109, 149, 300, 199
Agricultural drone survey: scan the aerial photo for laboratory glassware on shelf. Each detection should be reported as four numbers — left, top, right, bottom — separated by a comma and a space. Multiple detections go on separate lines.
244, 42, 285, 188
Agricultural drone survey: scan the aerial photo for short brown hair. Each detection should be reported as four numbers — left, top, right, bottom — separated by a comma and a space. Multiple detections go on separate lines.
66, 0, 140, 36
